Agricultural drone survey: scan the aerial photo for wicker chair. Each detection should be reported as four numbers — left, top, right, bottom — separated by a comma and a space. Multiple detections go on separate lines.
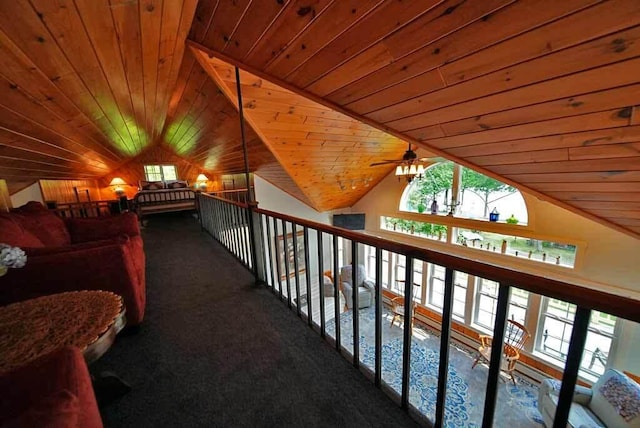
471, 319, 531, 384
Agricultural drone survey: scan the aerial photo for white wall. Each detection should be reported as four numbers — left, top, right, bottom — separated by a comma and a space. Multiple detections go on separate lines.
10, 182, 43, 208
254, 175, 341, 282
254, 175, 350, 225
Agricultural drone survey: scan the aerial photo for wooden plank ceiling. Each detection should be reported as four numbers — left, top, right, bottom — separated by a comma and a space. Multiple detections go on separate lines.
0, 0, 310, 203
162, 49, 313, 204
0, 0, 638, 238
188, 0, 640, 238
191, 49, 431, 211
0, 0, 198, 181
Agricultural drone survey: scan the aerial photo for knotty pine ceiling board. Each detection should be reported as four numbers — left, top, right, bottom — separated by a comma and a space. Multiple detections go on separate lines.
160, 49, 309, 203
191, 48, 433, 212
189, 0, 640, 238
0, 0, 197, 185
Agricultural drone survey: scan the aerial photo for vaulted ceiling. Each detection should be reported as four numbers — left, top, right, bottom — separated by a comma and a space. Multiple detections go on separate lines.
0, 0, 639, 238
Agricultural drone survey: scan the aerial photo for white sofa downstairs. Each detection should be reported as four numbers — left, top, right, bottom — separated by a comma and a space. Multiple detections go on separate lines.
538, 369, 640, 428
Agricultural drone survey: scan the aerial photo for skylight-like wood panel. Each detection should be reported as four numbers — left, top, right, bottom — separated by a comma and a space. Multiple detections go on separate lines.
0, 0, 197, 184
189, 0, 640, 238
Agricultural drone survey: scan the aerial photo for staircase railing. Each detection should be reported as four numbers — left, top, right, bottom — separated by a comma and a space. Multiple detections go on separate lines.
198, 193, 640, 428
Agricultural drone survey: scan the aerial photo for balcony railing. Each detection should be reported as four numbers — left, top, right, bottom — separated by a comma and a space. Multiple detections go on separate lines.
51, 200, 120, 218
198, 193, 640, 428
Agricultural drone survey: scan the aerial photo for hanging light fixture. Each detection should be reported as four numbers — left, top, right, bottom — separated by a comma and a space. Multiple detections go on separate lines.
395, 163, 425, 183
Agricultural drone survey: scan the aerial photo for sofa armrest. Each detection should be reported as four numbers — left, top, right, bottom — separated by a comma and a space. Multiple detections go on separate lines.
0, 239, 144, 324
342, 281, 353, 294
362, 279, 375, 292
65, 212, 140, 243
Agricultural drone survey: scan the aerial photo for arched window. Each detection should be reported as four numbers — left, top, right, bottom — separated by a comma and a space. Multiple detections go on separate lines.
400, 162, 528, 225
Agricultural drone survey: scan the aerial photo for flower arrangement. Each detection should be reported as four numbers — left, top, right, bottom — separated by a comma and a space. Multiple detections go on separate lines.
0, 244, 27, 276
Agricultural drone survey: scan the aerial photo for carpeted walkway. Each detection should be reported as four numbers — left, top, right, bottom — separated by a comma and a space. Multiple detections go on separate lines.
92, 213, 419, 428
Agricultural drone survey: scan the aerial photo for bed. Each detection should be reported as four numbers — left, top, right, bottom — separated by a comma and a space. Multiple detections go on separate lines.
132, 180, 198, 222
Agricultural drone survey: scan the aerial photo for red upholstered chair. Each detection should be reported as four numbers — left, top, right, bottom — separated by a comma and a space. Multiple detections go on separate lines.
0, 346, 103, 428
0, 201, 146, 325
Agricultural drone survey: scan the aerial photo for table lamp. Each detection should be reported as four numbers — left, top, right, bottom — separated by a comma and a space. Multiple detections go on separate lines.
196, 174, 208, 191
109, 177, 126, 196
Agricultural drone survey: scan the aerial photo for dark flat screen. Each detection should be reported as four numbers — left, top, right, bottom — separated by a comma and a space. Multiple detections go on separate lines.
332, 213, 365, 230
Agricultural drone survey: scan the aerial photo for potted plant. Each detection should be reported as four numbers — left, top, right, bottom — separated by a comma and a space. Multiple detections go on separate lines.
506, 214, 519, 224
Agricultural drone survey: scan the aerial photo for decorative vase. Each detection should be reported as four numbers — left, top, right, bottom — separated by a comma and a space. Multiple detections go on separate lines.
489, 207, 500, 222
0, 266, 7, 277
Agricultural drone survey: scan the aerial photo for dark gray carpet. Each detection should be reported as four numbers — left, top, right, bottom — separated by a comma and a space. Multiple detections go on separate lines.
92, 213, 420, 428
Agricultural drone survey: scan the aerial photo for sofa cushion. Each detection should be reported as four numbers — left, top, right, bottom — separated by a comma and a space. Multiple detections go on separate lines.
592, 370, 640, 428
0, 214, 44, 248
0, 346, 102, 428
547, 393, 605, 428
3, 390, 79, 428
10, 202, 70, 247
65, 212, 140, 243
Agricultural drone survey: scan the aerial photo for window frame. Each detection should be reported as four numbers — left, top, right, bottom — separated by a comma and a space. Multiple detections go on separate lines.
144, 164, 178, 182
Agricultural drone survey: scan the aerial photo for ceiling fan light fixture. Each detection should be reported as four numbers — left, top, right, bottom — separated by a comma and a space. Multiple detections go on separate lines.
395, 166, 403, 176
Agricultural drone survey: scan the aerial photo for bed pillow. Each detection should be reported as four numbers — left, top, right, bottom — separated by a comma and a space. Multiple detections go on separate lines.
165, 180, 188, 189
139, 180, 165, 190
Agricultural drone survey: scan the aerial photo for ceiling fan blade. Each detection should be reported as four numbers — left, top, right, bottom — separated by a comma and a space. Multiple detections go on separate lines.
418, 156, 446, 163
370, 160, 401, 166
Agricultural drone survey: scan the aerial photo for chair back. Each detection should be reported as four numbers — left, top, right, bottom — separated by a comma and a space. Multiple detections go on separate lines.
505, 319, 530, 351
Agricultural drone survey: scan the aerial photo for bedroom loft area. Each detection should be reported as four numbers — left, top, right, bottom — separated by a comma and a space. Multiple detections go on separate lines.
1, 0, 639, 425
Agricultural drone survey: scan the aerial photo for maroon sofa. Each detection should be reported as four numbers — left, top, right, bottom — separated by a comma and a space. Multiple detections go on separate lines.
0, 201, 146, 325
0, 347, 103, 428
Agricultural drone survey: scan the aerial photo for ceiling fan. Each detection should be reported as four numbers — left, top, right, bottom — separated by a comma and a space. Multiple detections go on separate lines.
369, 142, 429, 168
370, 142, 439, 183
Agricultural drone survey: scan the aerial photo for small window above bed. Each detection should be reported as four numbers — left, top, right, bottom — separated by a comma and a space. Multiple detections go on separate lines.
144, 165, 177, 181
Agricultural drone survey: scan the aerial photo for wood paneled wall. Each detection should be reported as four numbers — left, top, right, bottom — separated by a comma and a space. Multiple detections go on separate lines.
100, 145, 220, 198
39, 179, 102, 204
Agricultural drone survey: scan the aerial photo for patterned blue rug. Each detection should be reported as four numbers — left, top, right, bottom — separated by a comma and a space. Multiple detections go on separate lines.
326, 307, 545, 427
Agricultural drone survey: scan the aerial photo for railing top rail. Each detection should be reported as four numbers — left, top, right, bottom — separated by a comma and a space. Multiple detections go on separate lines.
200, 192, 249, 208
255, 207, 640, 323
209, 188, 251, 194
55, 200, 113, 206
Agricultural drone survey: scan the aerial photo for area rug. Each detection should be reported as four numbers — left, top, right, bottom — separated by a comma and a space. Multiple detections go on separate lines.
326, 306, 545, 427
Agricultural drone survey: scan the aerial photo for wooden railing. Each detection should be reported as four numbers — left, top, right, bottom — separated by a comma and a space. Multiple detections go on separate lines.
51, 200, 121, 218
198, 194, 640, 428
207, 187, 252, 204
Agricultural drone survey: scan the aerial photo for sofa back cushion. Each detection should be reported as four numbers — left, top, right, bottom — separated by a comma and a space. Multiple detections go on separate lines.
591, 369, 640, 428
0, 214, 44, 248
11, 202, 70, 247
65, 212, 140, 243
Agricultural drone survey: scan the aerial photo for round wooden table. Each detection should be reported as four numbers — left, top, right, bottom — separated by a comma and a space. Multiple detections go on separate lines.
0, 290, 126, 374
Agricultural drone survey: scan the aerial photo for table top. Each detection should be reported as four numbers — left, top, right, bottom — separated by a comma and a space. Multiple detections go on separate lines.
0, 290, 125, 374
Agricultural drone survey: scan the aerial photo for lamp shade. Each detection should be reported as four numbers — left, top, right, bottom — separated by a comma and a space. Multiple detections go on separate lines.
109, 177, 126, 186
196, 174, 208, 182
